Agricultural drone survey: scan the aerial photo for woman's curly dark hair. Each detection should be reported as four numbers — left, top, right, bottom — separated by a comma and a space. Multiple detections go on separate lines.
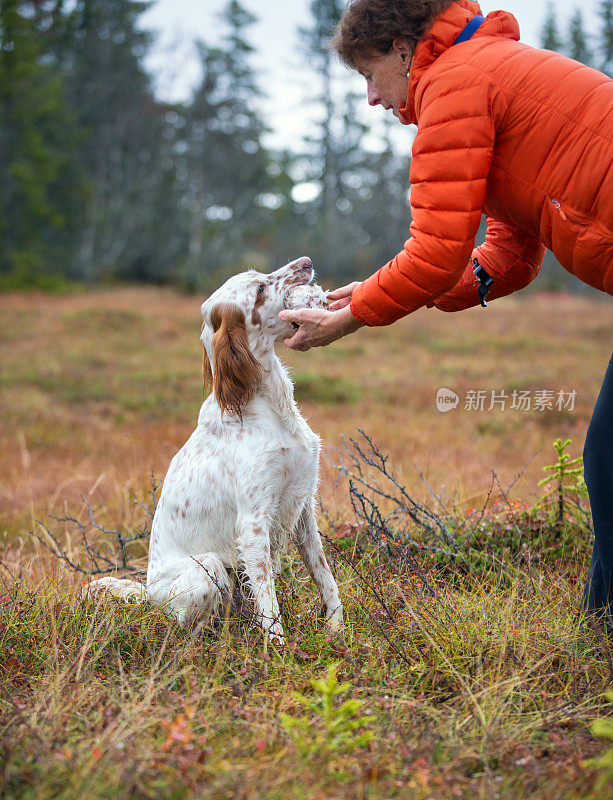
331, 0, 456, 68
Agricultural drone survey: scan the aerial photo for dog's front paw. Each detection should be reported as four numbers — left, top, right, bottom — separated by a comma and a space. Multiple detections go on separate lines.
264, 622, 286, 649
267, 632, 286, 649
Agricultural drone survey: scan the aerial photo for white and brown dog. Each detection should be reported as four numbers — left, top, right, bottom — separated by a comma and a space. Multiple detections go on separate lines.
85, 258, 343, 645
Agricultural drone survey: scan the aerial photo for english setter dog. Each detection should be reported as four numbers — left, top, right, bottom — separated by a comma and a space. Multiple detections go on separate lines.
85, 257, 343, 646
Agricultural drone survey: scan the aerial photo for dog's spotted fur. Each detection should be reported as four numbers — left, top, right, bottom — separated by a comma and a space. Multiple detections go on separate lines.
83, 258, 343, 645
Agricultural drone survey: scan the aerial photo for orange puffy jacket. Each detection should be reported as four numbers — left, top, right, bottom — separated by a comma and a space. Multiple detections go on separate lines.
350, 0, 613, 325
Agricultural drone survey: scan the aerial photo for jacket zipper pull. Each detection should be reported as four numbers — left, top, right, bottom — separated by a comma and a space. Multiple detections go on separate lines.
552, 199, 567, 220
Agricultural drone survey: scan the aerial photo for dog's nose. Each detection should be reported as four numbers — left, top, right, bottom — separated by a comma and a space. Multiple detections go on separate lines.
294, 257, 312, 269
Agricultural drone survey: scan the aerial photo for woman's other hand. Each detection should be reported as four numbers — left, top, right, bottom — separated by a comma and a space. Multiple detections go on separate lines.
278, 304, 363, 351
327, 281, 362, 310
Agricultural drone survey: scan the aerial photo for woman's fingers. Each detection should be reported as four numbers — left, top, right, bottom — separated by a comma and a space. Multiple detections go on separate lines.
326, 281, 361, 301
328, 297, 352, 311
278, 308, 313, 326
279, 308, 335, 350
278, 306, 361, 350
278, 308, 319, 350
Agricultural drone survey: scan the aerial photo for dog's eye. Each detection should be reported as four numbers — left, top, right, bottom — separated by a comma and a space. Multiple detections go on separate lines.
257, 283, 266, 295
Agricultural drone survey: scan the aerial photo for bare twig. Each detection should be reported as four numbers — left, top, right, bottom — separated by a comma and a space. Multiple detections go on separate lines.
329, 430, 459, 554
323, 533, 413, 666
27, 476, 159, 579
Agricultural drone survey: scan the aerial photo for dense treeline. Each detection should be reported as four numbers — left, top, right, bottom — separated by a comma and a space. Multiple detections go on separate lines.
0, 0, 611, 292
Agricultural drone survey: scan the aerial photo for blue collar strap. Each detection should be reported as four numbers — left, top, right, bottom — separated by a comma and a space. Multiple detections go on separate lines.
453, 14, 485, 45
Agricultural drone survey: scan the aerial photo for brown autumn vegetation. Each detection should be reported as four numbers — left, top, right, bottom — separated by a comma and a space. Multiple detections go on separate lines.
0, 286, 612, 799
1, 286, 610, 535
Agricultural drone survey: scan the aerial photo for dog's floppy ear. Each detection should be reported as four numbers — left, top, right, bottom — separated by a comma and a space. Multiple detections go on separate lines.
201, 320, 213, 399
210, 304, 261, 418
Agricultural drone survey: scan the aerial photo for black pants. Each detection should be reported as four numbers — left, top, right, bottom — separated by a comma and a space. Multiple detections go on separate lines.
582, 352, 613, 629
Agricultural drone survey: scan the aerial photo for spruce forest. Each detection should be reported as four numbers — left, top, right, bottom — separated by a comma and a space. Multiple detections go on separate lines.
1, 0, 612, 293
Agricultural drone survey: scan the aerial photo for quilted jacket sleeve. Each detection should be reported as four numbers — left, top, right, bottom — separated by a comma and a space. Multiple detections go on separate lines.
427, 217, 546, 312
350, 69, 500, 326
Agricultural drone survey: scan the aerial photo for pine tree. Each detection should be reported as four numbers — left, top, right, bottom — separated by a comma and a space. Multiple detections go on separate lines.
598, 0, 613, 75
357, 118, 412, 278
298, 0, 375, 280
540, 2, 563, 53
567, 9, 592, 66
300, 0, 344, 238
180, 0, 272, 287
61, 0, 182, 282
0, 0, 82, 283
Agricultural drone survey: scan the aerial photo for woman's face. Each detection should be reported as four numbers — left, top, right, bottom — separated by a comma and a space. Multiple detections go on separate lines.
356, 39, 412, 124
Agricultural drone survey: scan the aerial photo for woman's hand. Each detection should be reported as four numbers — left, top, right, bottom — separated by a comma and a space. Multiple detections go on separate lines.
278, 304, 363, 351
326, 281, 362, 311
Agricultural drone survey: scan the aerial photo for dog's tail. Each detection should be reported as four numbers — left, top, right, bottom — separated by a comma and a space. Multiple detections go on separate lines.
80, 576, 147, 603
80, 554, 231, 628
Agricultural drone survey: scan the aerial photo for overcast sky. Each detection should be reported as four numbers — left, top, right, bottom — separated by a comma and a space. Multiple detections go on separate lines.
140, 1, 600, 150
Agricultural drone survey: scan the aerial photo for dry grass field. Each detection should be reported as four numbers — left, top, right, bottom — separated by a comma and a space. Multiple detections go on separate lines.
0, 286, 612, 799
0, 286, 611, 534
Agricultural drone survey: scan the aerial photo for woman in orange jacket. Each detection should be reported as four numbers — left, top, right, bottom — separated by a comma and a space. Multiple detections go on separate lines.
279, 0, 613, 633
